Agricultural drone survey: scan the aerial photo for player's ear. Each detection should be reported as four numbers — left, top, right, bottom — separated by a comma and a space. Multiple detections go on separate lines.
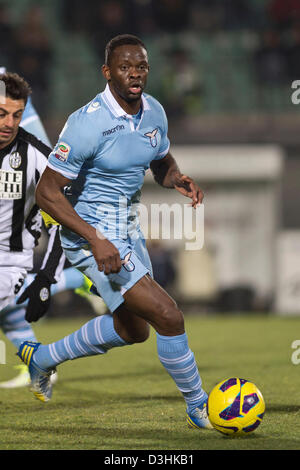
102, 64, 111, 81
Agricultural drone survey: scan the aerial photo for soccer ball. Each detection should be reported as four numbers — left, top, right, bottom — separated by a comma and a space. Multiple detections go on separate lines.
207, 377, 265, 436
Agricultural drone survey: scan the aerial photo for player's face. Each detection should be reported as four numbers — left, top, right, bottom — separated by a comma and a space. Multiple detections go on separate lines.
102, 44, 150, 112
0, 97, 25, 149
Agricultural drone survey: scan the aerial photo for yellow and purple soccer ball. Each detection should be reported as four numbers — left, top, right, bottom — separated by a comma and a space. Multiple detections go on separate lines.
207, 377, 265, 436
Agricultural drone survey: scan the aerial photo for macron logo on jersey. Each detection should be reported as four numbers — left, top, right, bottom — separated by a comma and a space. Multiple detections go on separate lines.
102, 124, 125, 137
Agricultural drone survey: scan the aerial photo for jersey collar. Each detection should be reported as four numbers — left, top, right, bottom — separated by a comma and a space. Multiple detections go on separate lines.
102, 83, 150, 118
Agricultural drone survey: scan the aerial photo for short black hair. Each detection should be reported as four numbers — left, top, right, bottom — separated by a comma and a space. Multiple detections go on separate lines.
0, 72, 31, 105
105, 34, 147, 66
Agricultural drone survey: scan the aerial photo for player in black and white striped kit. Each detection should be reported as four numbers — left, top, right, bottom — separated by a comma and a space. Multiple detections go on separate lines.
0, 71, 106, 389
0, 126, 65, 310
0, 72, 64, 313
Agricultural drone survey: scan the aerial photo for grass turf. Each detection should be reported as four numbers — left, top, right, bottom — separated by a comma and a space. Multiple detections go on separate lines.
0, 314, 300, 450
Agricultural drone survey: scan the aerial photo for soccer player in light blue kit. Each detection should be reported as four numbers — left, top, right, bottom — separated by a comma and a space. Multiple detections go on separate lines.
18, 35, 212, 429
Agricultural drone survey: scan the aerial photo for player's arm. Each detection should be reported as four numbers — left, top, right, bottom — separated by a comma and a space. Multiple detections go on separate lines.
150, 152, 204, 208
35, 167, 122, 274
39, 216, 65, 285
17, 221, 65, 322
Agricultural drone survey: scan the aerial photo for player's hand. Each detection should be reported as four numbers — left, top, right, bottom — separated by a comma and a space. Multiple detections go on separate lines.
91, 235, 122, 275
173, 174, 204, 208
16, 272, 52, 323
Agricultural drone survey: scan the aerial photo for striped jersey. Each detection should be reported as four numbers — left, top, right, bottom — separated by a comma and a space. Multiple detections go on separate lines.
0, 127, 62, 278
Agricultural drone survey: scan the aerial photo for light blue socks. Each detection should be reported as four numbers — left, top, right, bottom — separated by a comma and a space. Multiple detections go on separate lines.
33, 314, 206, 413
34, 314, 127, 370
156, 332, 207, 413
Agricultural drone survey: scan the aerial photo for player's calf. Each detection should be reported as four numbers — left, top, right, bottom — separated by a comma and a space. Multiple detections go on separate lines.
113, 306, 150, 344
123, 276, 185, 336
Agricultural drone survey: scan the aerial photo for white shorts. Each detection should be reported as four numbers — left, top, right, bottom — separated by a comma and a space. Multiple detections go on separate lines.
0, 267, 27, 311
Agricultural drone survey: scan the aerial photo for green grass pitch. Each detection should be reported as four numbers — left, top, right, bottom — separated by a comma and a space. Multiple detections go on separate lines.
1, 314, 300, 450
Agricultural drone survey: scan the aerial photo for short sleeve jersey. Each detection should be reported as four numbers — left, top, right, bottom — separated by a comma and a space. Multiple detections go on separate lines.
47, 84, 170, 245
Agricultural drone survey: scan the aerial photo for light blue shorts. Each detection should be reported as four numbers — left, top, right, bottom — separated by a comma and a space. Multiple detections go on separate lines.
63, 236, 153, 313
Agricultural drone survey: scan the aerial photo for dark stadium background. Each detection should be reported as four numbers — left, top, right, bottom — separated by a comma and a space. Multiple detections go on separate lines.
2, 0, 300, 318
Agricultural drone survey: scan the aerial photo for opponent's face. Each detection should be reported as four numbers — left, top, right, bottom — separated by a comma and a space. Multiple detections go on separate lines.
102, 44, 149, 110
0, 97, 25, 149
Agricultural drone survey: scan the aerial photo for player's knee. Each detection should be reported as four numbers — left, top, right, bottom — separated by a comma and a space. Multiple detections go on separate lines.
156, 299, 184, 334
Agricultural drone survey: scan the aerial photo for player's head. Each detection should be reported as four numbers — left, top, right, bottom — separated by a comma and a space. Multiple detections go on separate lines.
102, 34, 149, 106
104, 34, 147, 66
0, 72, 31, 148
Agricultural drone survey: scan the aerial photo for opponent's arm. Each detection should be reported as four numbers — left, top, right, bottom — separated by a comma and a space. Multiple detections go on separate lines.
150, 152, 204, 208
36, 167, 122, 274
39, 218, 65, 284
17, 222, 65, 322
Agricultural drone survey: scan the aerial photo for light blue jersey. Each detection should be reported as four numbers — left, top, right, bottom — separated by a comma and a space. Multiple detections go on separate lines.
47, 84, 170, 312
48, 84, 170, 248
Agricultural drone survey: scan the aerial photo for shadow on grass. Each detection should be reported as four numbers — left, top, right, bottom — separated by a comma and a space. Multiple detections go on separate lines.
2, 421, 300, 450
1, 387, 184, 415
53, 362, 218, 386
55, 368, 165, 385
0, 422, 247, 446
52, 389, 184, 409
